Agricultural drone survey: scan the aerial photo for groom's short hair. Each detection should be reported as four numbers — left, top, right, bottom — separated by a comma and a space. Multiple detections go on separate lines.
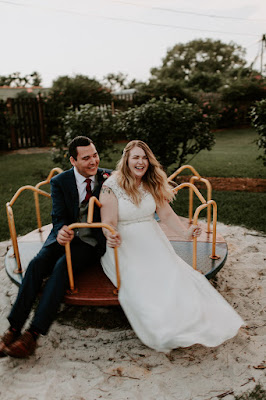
69, 136, 93, 160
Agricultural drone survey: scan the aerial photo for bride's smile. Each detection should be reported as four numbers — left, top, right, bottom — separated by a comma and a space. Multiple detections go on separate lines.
127, 147, 149, 182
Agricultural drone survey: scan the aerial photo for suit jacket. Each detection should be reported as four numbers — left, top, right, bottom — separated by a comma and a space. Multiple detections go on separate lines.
44, 167, 111, 256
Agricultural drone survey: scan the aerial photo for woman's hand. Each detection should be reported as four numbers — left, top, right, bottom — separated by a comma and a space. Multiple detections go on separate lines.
106, 231, 122, 248
187, 224, 202, 240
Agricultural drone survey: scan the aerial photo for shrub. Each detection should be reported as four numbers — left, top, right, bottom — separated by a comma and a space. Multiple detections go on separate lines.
250, 99, 266, 166
115, 98, 216, 171
51, 104, 117, 170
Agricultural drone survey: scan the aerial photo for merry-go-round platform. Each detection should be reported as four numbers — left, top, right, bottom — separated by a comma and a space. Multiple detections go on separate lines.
5, 165, 228, 306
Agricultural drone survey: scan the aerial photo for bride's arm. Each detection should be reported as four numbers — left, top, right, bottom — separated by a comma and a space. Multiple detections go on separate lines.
156, 201, 201, 240
100, 186, 121, 248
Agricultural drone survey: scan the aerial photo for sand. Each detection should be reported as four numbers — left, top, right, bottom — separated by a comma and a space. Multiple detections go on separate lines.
0, 223, 265, 400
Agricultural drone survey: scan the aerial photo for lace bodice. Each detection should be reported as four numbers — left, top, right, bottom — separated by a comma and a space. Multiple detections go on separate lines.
102, 175, 156, 225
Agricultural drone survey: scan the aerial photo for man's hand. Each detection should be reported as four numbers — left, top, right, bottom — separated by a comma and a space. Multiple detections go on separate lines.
57, 225, 74, 246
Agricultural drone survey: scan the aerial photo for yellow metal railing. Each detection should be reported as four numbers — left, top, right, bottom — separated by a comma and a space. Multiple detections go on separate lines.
168, 165, 212, 233
35, 168, 63, 231
193, 200, 220, 266
6, 168, 62, 273
172, 182, 219, 270
6, 165, 219, 289
65, 196, 121, 295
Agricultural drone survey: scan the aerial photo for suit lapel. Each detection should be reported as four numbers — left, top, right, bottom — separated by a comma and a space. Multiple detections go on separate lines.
93, 170, 105, 199
66, 168, 79, 221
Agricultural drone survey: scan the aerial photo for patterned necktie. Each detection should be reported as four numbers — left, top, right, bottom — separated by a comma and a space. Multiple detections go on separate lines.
83, 178, 92, 204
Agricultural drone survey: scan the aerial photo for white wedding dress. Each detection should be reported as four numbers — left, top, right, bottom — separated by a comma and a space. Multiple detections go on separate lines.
101, 175, 244, 352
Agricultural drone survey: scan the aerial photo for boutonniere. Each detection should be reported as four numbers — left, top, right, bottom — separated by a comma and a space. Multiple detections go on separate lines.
103, 172, 110, 180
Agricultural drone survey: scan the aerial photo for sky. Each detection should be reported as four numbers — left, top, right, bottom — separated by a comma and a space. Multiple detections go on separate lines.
0, 0, 266, 88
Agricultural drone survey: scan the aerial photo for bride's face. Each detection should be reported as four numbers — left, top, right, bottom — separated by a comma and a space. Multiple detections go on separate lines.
128, 146, 149, 182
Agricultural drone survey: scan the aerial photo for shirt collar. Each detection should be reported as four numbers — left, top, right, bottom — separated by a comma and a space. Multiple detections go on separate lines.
73, 167, 96, 184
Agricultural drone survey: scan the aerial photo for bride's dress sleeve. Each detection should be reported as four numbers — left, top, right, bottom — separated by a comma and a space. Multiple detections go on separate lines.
102, 175, 125, 200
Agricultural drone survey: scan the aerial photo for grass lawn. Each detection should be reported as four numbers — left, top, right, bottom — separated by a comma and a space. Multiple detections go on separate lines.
0, 127, 265, 242
169, 127, 265, 178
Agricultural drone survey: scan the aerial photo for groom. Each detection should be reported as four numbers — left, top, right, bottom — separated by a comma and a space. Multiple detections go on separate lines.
0, 136, 110, 358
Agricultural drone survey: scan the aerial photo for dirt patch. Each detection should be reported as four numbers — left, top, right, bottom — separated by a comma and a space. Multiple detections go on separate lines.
175, 176, 266, 193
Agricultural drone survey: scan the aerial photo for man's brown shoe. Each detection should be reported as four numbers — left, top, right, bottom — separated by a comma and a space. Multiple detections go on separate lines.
0, 330, 19, 357
4, 332, 37, 358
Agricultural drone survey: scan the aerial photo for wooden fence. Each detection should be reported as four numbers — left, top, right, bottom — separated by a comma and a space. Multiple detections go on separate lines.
5, 97, 46, 149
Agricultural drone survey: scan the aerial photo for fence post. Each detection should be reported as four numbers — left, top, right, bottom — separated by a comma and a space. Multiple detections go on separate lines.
6, 98, 17, 149
37, 95, 46, 146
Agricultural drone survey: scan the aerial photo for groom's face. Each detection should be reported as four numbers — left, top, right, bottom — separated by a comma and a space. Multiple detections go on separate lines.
70, 144, 100, 178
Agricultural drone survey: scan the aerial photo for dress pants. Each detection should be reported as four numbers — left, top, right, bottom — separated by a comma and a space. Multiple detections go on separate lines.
8, 237, 99, 335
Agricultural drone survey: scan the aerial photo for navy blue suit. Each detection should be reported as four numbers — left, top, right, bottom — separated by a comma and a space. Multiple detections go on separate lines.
8, 168, 109, 335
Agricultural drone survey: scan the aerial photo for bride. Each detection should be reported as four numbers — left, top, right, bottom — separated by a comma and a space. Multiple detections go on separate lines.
99, 140, 244, 353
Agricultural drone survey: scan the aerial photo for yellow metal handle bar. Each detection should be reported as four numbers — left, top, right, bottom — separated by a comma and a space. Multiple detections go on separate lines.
6, 186, 51, 274
168, 165, 201, 183
35, 168, 63, 190
6, 204, 21, 273
8, 185, 50, 207
189, 176, 212, 233
35, 168, 63, 231
172, 182, 207, 205
192, 200, 220, 270
65, 222, 120, 294
88, 196, 102, 223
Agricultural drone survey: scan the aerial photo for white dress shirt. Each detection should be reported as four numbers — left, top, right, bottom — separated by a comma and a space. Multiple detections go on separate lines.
73, 167, 96, 205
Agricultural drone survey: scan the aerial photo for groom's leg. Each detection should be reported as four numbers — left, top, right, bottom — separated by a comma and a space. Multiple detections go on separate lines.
8, 243, 64, 332
30, 239, 99, 335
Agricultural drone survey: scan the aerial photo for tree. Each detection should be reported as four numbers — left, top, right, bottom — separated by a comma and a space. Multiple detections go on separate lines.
102, 72, 138, 92
115, 98, 215, 170
51, 75, 111, 107
133, 78, 196, 105
150, 39, 247, 92
0, 71, 42, 87
250, 99, 266, 166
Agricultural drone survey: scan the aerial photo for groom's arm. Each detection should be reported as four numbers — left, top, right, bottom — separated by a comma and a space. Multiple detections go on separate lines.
50, 177, 74, 245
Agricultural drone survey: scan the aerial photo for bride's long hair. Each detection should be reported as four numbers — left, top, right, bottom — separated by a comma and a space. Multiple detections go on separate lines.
114, 140, 174, 206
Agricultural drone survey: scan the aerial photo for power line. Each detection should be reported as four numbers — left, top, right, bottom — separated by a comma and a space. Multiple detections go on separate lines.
0, 0, 261, 38
113, 1, 266, 23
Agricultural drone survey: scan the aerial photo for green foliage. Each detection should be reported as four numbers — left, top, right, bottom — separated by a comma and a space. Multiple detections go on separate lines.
221, 77, 266, 103
0, 71, 42, 87
250, 99, 266, 166
133, 78, 196, 105
16, 91, 38, 99
115, 98, 216, 170
102, 72, 138, 92
51, 104, 118, 169
51, 75, 112, 108
186, 71, 223, 92
150, 39, 247, 92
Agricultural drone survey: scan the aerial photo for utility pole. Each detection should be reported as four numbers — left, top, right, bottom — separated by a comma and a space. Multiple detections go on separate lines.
261, 34, 266, 75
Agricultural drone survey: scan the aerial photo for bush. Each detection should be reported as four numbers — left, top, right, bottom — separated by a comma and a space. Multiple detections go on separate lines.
51, 104, 118, 170
115, 98, 216, 171
250, 99, 266, 166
